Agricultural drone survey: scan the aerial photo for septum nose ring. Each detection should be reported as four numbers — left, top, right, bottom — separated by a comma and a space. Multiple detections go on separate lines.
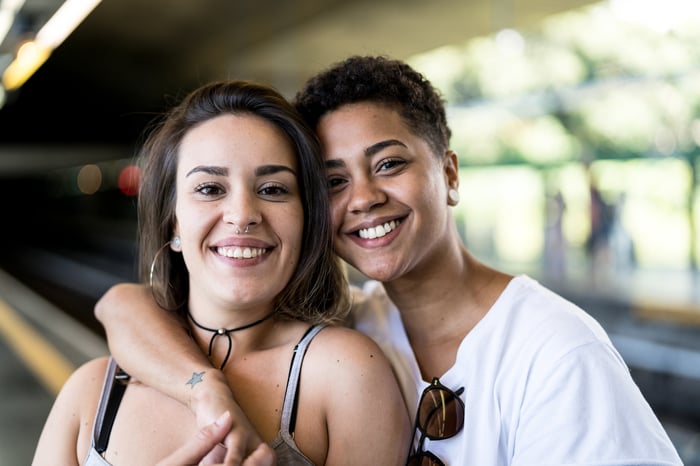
234, 224, 250, 235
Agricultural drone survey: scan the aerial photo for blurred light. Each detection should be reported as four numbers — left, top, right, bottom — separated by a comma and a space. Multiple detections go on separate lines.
2, 40, 50, 90
0, 0, 25, 45
2, 0, 102, 90
654, 128, 676, 155
495, 28, 525, 55
36, 0, 102, 49
118, 165, 140, 196
609, 0, 700, 33
77, 164, 102, 195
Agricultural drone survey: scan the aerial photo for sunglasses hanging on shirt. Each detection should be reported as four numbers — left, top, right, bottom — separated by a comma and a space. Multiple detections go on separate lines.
406, 377, 465, 466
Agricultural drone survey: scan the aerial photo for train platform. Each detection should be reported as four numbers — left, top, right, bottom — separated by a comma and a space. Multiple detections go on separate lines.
2, 262, 700, 465
0, 268, 107, 466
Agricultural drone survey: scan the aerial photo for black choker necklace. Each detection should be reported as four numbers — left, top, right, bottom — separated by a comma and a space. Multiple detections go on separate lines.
188, 310, 277, 369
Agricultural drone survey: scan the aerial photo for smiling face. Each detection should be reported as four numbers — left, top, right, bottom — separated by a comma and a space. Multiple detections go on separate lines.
319, 102, 459, 283
173, 113, 303, 320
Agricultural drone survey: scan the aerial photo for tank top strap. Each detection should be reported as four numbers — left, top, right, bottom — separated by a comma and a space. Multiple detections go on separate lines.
91, 356, 130, 454
279, 324, 326, 439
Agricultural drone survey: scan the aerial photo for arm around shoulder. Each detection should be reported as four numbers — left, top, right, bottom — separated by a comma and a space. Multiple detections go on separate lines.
94, 282, 215, 405
94, 282, 267, 463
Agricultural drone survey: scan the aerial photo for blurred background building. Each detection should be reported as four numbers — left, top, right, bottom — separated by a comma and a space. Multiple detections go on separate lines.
1, 0, 699, 464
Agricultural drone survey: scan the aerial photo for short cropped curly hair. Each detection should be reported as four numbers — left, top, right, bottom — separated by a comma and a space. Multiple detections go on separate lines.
294, 55, 451, 156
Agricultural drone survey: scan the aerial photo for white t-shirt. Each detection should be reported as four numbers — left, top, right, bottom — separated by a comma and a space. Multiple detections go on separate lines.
351, 275, 682, 466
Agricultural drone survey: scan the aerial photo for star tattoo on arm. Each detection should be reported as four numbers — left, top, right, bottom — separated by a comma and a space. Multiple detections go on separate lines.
186, 371, 205, 388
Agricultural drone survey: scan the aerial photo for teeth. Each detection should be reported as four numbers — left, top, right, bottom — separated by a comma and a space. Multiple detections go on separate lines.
358, 220, 400, 239
216, 246, 267, 259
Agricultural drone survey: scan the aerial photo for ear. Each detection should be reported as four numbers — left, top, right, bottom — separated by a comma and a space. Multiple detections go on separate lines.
443, 150, 460, 204
444, 150, 459, 185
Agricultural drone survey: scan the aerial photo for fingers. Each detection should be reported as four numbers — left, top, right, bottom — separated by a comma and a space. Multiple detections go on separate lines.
191, 379, 265, 463
158, 399, 272, 466
222, 433, 275, 466
155, 411, 232, 466
241, 443, 276, 466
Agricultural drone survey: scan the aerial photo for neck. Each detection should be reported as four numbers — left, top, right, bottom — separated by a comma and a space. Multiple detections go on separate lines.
383, 247, 512, 378
188, 307, 278, 370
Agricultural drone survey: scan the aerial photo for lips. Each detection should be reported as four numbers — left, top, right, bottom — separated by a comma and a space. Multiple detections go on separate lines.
356, 219, 401, 239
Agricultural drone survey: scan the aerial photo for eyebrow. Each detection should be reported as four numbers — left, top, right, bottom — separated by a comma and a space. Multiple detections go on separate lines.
365, 139, 407, 157
255, 165, 297, 177
324, 139, 408, 169
185, 165, 296, 177
186, 165, 227, 177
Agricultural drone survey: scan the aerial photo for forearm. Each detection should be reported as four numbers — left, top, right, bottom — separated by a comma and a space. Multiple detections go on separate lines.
96, 284, 268, 461
94, 283, 222, 407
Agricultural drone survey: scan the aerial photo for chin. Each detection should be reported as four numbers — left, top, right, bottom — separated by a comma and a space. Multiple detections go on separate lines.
357, 264, 401, 283
343, 250, 395, 279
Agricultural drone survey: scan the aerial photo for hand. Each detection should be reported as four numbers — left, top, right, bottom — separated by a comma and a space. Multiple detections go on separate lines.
156, 411, 276, 466
190, 375, 274, 465
156, 411, 231, 466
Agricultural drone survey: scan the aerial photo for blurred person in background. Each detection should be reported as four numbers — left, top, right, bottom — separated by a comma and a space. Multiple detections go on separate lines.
96, 57, 682, 466
544, 190, 567, 278
32, 80, 409, 466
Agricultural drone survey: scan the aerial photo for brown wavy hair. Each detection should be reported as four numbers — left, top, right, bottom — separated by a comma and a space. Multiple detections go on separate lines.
138, 80, 349, 324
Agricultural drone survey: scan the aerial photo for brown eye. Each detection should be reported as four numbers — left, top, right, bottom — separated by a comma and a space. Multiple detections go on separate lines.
195, 183, 224, 196
327, 176, 346, 189
258, 184, 288, 196
377, 159, 406, 172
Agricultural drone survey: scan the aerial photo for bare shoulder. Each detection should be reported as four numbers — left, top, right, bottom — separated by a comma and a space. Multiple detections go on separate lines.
310, 325, 385, 354
302, 326, 393, 379
61, 356, 111, 399
55, 356, 111, 426
295, 327, 411, 465
33, 356, 111, 465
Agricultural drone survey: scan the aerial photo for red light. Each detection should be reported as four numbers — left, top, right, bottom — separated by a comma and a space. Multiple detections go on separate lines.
118, 165, 141, 196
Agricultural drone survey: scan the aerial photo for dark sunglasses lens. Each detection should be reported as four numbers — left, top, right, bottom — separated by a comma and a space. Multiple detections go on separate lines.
417, 387, 464, 439
406, 452, 445, 466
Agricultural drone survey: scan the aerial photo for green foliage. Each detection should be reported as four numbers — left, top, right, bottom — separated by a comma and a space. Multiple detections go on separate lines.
410, 3, 700, 167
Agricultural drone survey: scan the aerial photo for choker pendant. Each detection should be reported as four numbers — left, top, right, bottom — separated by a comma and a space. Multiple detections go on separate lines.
188, 310, 277, 369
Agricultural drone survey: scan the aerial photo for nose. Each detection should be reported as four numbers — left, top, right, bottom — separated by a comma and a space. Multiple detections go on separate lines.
347, 177, 387, 213
222, 189, 262, 232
